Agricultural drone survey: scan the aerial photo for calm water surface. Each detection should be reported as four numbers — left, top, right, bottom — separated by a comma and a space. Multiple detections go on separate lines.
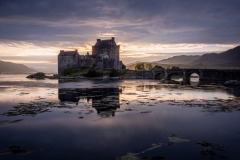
0, 74, 240, 160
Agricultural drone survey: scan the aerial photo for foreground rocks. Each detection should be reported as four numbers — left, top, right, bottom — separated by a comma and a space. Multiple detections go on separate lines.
224, 80, 240, 86
0, 145, 32, 155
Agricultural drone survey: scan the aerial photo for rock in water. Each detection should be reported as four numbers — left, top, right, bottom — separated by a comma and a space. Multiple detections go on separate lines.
224, 80, 240, 86
26, 72, 46, 79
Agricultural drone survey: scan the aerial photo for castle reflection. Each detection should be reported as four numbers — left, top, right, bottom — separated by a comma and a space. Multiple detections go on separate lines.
58, 88, 121, 117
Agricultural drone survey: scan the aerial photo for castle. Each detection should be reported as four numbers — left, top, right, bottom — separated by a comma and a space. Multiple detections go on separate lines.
58, 37, 123, 74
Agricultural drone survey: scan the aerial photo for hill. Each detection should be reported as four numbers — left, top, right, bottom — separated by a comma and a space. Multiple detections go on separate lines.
191, 46, 240, 68
126, 45, 240, 70
155, 55, 200, 65
0, 60, 35, 73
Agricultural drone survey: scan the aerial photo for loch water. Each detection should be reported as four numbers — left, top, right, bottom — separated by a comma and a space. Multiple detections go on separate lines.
0, 74, 240, 160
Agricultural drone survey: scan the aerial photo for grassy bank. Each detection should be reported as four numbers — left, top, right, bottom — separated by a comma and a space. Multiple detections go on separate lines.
61, 67, 138, 78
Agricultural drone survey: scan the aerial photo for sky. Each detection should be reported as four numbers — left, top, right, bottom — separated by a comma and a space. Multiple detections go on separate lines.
0, 0, 240, 72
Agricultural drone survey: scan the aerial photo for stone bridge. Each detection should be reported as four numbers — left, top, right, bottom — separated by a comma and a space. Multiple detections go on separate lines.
136, 69, 240, 85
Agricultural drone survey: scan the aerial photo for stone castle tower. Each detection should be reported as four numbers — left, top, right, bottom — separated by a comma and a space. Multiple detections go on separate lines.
92, 37, 121, 69
58, 37, 123, 74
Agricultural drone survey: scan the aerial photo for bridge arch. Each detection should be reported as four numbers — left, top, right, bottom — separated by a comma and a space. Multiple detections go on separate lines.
182, 69, 201, 85
168, 73, 183, 82
154, 73, 165, 80
153, 70, 165, 80
165, 70, 183, 82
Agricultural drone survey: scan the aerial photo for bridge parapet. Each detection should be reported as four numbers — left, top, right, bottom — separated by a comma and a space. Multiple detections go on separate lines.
135, 69, 240, 85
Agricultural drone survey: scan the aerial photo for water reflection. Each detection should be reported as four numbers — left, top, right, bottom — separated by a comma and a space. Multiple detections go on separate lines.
226, 88, 240, 97
1, 76, 240, 160
58, 88, 121, 117
2, 81, 240, 119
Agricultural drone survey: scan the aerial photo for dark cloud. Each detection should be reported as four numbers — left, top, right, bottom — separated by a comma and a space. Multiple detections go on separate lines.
0, 0, 240, 44
0, 0, 99, 20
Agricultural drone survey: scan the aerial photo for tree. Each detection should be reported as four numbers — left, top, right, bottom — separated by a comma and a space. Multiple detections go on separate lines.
109, 69, 119, 77
62, 67, 75, 76
135, 63, 145, 70
152, 65, 165, 70
171, 66, 180, 70
122, 63, 126, 70
145, 63, 153, 70
85, 68, 102, 77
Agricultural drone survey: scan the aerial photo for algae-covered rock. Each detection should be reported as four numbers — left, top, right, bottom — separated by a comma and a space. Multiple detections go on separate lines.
168, 134, 190, 143
2, 101, 55, 116
152, 155, 165, 160
197, 140, 228, 159
0, 145, 31, 155
116, 153, 142, 160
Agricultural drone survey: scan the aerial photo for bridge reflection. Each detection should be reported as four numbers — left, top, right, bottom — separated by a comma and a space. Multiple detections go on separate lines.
58, 88, 121, 117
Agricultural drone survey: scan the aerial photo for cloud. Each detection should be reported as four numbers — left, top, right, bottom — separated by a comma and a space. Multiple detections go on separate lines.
0, 0, 240, 44
0, 0, 240, 71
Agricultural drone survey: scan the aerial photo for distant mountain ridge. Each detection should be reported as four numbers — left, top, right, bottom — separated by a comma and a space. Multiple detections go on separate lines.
191, 46, 240, 67
126, 45, 240, 69
0, 60, 35, 73
155, 55, 200, 65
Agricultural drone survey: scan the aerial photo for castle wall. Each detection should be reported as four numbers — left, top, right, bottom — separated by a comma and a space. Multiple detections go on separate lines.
58, 53, 78, 74
78, 55, 96, 68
